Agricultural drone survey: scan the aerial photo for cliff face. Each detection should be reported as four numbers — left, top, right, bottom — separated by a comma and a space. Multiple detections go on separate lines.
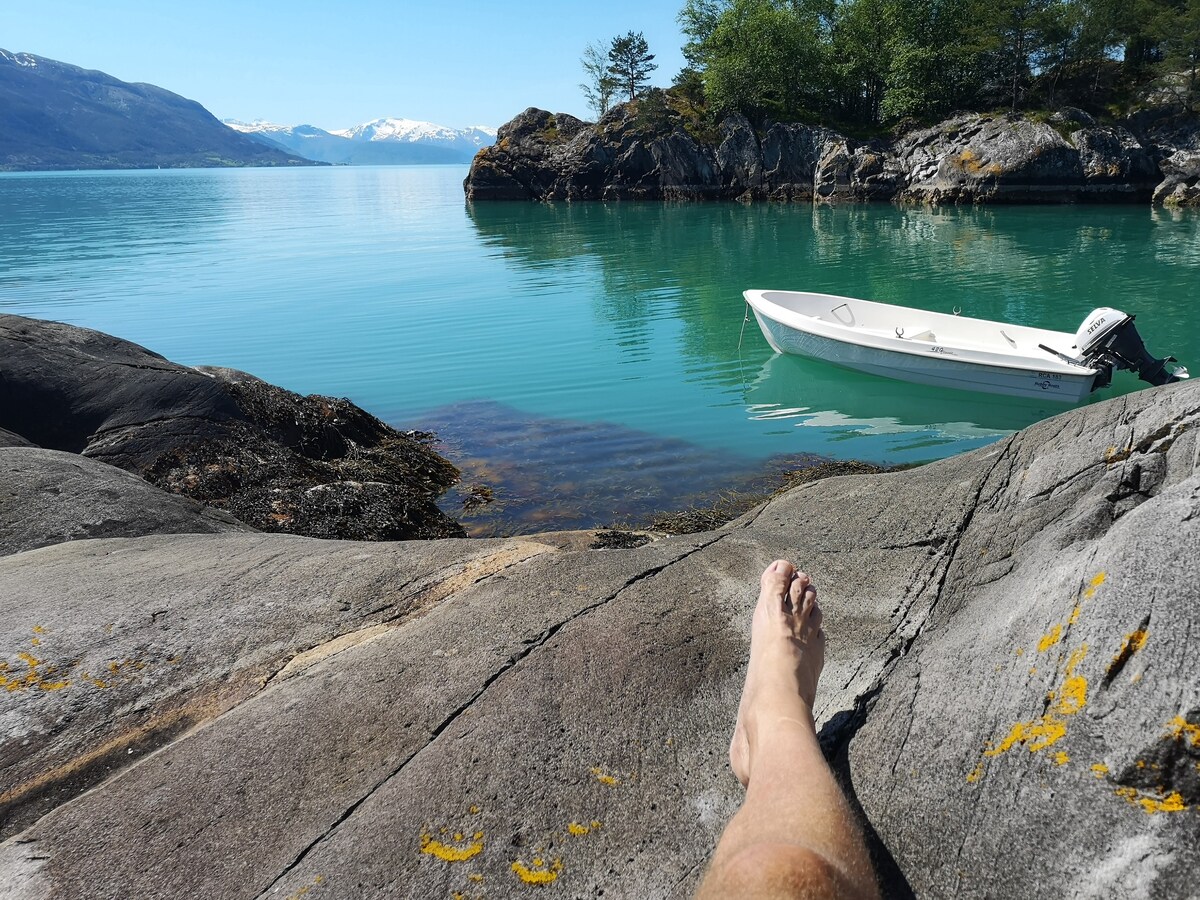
465, 105, 1200, 206
1, 316, 1198, 898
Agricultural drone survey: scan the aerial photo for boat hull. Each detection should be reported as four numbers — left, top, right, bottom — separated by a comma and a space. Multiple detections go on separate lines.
752, 310, 1097, 403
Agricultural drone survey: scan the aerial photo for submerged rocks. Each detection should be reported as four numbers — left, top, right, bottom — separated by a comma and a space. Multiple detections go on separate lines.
465, 103, 1195, 206
0, 315, 464, 540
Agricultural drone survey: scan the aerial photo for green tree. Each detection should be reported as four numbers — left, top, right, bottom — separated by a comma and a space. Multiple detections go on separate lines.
678, 0, 730, 69
1151, 0, 1200, 111
880, 0, 986, 121
608, 31, 658, 102
831, 0, 895, 124
581, 41, 618, 117
700, 0, 832, 121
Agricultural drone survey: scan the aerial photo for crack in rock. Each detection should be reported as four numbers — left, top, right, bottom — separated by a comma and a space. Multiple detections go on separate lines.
255, 533, 726, 897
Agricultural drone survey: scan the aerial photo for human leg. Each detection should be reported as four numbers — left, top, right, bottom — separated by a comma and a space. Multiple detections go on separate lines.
696, 561, 879, 900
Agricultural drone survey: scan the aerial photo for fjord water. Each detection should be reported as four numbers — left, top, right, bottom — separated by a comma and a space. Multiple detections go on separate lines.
3, 166, 1197, 532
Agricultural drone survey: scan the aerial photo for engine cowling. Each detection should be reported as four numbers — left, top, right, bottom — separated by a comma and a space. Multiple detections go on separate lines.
1075, 308, 1188, 387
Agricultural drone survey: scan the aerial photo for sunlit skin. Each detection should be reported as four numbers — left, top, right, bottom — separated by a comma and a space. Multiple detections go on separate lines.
697, 561, 879, 900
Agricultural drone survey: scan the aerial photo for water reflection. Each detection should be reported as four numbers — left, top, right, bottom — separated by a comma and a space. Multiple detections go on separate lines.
741, 353, 1064, 459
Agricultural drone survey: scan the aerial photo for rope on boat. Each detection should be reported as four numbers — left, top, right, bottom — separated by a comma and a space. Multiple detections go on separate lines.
737, 302, 751, 350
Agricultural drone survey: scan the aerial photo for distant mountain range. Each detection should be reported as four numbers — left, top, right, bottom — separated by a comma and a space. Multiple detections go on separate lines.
225, 118, 497, 165
0, 49, 313, 171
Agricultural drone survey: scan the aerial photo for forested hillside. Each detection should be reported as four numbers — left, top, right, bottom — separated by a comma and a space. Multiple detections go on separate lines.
675, 0, 1199, 128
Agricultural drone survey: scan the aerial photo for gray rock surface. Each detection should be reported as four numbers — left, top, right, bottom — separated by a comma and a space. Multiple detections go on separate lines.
0, 429, 34, 448
0, 447, 251, 556
2, 377, 1196, 898
467, 105, 1191, 206
1153, 151, 1200, 207
0, 315, 463, 540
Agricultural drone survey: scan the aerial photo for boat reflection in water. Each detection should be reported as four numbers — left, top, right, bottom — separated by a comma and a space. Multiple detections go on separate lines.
741, 351, 1091, 463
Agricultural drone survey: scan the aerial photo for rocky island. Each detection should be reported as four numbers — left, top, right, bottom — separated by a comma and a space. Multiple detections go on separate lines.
1, 315, 1197, 897
465, 103, 1200, 207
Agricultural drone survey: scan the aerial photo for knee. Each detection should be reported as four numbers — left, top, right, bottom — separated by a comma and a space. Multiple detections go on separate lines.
707, 842, 867, 899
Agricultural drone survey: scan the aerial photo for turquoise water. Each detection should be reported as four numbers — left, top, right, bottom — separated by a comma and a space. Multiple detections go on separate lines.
2, 166, 1197, 531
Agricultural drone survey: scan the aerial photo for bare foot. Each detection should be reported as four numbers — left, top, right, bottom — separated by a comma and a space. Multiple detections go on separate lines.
729, 560, 825, 788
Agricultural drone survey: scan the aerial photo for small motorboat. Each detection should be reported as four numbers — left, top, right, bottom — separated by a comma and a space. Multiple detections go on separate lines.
744, 290, 1188, 403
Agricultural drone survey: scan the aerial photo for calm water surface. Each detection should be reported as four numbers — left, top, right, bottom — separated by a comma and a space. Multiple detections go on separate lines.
2, 166, 1197, 531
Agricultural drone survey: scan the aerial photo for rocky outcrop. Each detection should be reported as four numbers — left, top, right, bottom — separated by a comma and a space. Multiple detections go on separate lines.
466, 104, 1195, 206
1, 369, 1196, 897
0, 315, 463, 540
896, 113, 1161, 203
1152, 151, 1200, 206
0, 447, 251, 556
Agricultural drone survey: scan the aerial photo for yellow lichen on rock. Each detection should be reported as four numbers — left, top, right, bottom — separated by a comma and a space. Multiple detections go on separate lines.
976, 646, 1089, 771
1038, 625, 1063, 652
421, 830, 484, 862
1166, 716, 1200, 748
285, 874, 325, 900
1084, 572, 1106, 599
590, 767, 619, 785
512, 857, 562, 885
1115, 786, 1188, 814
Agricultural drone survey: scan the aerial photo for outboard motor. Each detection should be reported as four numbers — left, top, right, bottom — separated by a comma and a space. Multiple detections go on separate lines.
1075, 308, 1189, 389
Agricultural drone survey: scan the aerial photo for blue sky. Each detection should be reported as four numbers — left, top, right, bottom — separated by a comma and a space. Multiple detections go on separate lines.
3, 0, 688, 131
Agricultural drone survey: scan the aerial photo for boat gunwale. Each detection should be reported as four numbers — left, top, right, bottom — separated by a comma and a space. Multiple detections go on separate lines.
745, 289, 1099, 378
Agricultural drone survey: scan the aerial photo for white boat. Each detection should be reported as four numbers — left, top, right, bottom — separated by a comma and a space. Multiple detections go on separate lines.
744, 290, 1188, 403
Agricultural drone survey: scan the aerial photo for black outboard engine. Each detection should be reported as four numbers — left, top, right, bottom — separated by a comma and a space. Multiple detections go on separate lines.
1075, 308, 1189, 389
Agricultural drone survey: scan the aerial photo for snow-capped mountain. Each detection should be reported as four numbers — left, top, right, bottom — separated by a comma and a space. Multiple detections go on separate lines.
225, 117, 495, 165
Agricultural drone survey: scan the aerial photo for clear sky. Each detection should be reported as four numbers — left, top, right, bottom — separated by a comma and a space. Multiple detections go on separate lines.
2, 0, 688, 131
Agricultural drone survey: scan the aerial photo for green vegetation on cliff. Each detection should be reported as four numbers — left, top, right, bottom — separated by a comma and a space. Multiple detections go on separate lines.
677, 0, 1200, 129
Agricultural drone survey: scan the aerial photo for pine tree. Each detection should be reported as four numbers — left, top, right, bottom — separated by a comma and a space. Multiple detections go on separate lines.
607, 32, 658, 102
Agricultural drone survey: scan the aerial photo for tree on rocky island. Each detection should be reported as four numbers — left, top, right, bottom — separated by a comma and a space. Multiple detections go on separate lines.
581, 41, 618, 118
608, 31, 658, 102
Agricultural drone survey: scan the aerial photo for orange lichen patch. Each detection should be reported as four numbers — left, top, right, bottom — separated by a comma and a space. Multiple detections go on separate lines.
285, 874, 325, 900
966, 763, 985, 783
1054, 751, 1070, 766
590, 767, 619, 786
980, 646, 1089, 765
567, 822, 590, 836
468, 874, 484, 883
511, 857, 562, 885
1083, 572, 1106, 599
420, 831, 484, 862
1166, 716, 1200, 748
1104, 445, 1132, 465
1115, 787, 1188, 814
985, 717, 1067, 757
1091, 763, 1109, 778
958, 149, 988, 175
1068, 604, 1081, 626
1, 648, 72, 694
468, 805, 481, 814
1038, 625, 1063, 652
